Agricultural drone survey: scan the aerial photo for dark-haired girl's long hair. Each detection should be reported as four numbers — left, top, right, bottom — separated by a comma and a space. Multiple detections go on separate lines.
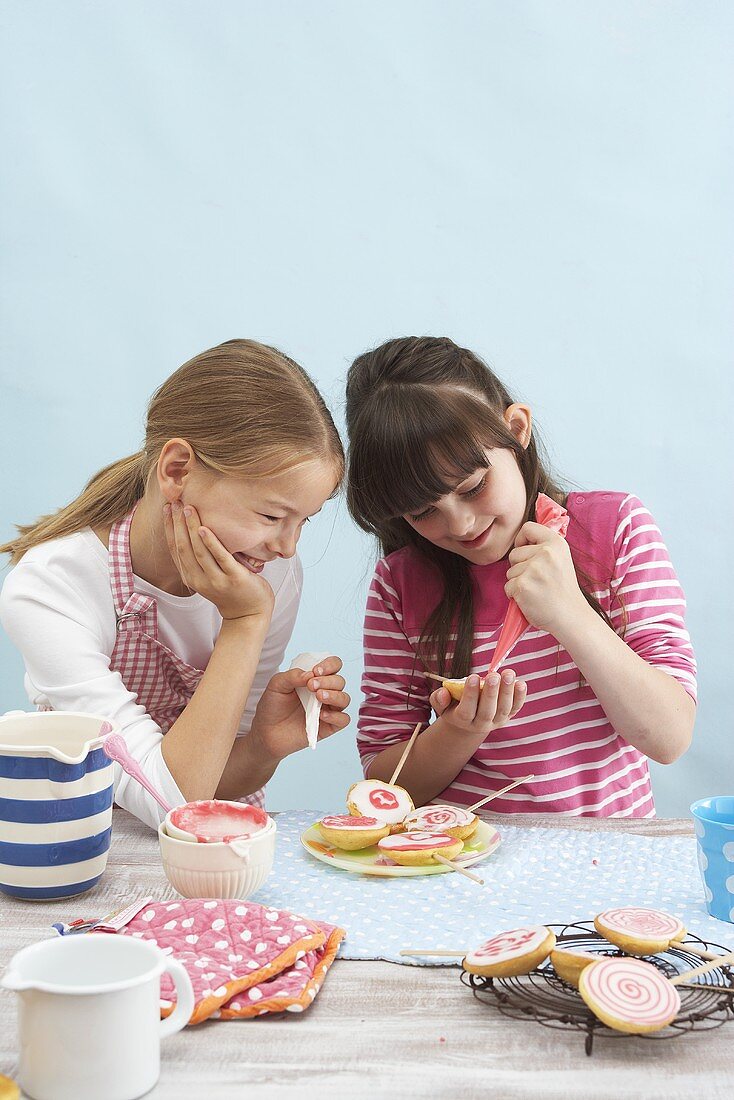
346, 336, 618, 677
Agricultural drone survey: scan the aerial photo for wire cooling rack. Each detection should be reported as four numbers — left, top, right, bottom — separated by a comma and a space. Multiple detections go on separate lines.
461, 920, 734, 1055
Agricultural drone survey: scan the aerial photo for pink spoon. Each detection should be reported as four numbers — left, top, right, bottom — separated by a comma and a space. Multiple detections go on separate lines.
102, 731, 173, 814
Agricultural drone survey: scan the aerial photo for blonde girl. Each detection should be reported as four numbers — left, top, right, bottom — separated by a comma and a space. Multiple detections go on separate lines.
1, 339, 350, 828
346, 336, 696, 817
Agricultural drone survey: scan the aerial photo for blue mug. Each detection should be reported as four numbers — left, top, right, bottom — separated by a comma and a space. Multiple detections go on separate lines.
690, 796, 734, 924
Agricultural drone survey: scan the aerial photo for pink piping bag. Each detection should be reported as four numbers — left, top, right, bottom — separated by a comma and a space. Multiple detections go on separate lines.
487, 493, 570, 673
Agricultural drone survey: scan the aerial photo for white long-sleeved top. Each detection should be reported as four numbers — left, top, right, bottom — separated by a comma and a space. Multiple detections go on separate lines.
0, 529, 302, 829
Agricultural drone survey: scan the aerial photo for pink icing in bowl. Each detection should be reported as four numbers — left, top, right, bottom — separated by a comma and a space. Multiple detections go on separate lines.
166, 800, 268, 844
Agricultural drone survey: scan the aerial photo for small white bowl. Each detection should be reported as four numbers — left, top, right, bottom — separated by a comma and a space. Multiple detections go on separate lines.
158, 816, 276, 899
164, 799, 269, 844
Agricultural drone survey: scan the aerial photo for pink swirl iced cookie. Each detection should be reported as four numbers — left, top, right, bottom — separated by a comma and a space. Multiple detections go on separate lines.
579, 956, 680, 1034
377, 831, 463, 866
463, 926, 556, 978
594, 907, 686, 955
347, 780, 414, 831
317, 814, 390, 850
403, 804, 479, 841
550, 948, 598, 987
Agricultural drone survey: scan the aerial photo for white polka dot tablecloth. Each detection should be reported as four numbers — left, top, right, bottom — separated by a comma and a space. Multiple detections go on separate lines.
249, 812, 734, 965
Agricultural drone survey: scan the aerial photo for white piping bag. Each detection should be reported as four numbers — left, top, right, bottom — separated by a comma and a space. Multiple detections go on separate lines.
289, 651, 332, 750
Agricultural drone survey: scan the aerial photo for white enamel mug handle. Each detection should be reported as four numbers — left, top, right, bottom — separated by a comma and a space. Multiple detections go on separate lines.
159, 958, 195, 1038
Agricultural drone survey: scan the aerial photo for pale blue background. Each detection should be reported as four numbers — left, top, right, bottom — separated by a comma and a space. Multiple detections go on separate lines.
1, 1, 732, 815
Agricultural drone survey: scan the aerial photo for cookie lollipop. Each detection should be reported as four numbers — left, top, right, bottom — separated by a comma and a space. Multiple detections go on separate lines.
550, 948, 598, 987
403, 804, 479, 841
318, 814, 389, 850
347, 779, 414, 831
377, 831, 463, 867
0, 1075, 20, 1100
424, 672, 484, 701
594, 907, 686, 955
441, 676, 476, 702
579, 956, 680, 1034
463, 926, 556, 978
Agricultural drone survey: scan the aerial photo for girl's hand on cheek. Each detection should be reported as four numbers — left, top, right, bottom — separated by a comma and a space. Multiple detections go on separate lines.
505, 522, 587, 635
250, 656, 351, 762
430, 671, 527, 739
163, 501, 274, 622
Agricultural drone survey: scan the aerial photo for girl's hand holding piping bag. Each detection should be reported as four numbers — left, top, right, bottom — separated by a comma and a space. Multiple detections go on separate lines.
505, 521, 694, 764
216, 655, 351, 800
505, 520, 586, 635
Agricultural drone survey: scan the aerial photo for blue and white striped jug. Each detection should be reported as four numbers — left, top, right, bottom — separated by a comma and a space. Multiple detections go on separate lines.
0, 711, 115, 900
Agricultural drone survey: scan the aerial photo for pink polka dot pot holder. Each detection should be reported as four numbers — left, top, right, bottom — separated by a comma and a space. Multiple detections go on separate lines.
108, 899, 345, 1022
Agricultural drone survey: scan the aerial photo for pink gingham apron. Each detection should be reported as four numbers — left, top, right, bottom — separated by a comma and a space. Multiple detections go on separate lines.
108, 507, 265, 809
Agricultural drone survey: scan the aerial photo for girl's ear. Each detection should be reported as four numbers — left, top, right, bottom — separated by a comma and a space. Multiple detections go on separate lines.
503, 404, 532, 449
157, 438, 196, 501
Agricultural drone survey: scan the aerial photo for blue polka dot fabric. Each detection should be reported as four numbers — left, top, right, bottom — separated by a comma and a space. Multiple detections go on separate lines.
251, 812, 734, 965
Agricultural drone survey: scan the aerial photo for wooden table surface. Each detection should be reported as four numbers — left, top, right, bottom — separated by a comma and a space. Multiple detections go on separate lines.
1, 812, 733, 1100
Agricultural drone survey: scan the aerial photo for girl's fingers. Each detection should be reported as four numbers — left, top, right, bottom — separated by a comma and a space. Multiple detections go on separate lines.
508, 680, 527, 718
493, 670, 516, 725
514, 521, 552, 548
317, 709, 351, 734
475, 672, 501, 724
169, 502, 203, 585
306, 674, 346, 694
182, 506, 222, 572
507, 544, 537, 565
310, 656, 343, 677
271, 668, 310, 695
314, 689, 350, 710
430, 687, 451, 714
196, 524, 237, 574
455, 675, 481, 722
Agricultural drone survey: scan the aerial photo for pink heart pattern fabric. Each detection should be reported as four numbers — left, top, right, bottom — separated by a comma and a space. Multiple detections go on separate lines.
112, 898, 344, 1023
219, 940, 341, 1018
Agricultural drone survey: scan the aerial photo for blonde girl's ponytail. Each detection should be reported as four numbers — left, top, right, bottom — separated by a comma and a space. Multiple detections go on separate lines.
0, 451, 148, 565
1, 338, 344, 566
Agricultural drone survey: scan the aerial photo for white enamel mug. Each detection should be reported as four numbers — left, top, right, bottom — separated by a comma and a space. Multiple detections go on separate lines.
1, 934, 194, 1100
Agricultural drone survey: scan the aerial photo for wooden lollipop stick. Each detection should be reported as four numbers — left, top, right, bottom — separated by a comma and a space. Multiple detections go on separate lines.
424, 672, 446, 682
433, 854, 484, 885
679, 943, 721, 961
670, 947, 734, 985
675, 982, 734, 992
399, 949, 466, 957
397, 944, 734, 970
389, 722, 423, 786
468, 775, 535, 814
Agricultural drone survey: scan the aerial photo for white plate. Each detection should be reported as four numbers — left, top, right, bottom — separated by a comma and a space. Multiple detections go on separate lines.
301, 819, 501, 877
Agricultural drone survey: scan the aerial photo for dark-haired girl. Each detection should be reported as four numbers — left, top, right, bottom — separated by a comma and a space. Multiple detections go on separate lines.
346, 337, 696, 817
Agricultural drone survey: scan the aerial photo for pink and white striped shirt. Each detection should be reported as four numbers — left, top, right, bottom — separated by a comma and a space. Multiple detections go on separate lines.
358, 492, 697, 818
